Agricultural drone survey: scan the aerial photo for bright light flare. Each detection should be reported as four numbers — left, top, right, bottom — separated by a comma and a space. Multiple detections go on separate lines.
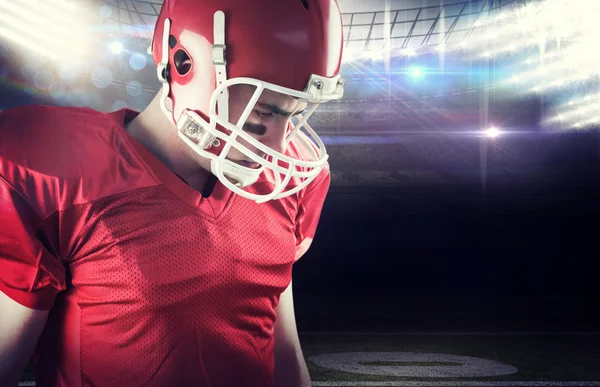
110, 41, 124, 54
366, 50, 383, 61
546, 92, 600, 129
484, 127, 501, 138
403, 47, 417, 57
410, 67, 423, 78
0, 0, 92, 61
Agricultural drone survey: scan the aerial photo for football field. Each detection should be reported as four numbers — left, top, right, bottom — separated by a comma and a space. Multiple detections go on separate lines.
20, 332, 600, 386
301, 332, 600, 387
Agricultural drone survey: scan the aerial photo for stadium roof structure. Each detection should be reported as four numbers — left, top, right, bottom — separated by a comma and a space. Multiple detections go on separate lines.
2, 0, 593, 131
99, 0, 520, 56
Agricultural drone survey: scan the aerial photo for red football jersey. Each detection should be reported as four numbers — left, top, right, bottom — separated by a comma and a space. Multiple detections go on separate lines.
0, 105, 330, 387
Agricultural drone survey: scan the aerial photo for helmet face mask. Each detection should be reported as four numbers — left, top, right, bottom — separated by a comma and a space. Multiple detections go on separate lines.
151, 0, 346, 203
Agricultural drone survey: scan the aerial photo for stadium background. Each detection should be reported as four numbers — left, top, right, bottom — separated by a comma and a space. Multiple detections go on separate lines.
1, 0, 599, 384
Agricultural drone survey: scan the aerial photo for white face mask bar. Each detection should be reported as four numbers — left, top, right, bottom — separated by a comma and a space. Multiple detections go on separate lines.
212, 76, 344, 203
176, 77, 337, 203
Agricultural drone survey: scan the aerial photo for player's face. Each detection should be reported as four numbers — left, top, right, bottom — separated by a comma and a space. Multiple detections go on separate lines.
223, 85, 307, 169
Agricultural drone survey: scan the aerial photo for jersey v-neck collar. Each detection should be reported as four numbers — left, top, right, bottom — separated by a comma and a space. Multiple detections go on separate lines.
108, 108, 235, 220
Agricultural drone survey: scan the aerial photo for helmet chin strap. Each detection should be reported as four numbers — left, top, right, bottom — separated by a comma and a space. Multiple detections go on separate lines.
210, 159, 263, 188
157, 18, 172, 121
212, 11, 228, 124
156, 12, 261, 190
208, 10, 262, 189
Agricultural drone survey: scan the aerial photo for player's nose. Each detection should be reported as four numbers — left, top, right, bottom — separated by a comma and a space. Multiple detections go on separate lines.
259, 122, 288, 155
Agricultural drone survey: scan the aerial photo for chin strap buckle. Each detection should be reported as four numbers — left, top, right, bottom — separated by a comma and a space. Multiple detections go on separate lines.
212, 44, 226, 66
176, 110, 219, 151
304, 74, 346, 103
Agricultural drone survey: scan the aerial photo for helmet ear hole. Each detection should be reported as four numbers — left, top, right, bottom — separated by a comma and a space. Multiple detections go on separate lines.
300, 0, 309, 10
173, 49, 192, 76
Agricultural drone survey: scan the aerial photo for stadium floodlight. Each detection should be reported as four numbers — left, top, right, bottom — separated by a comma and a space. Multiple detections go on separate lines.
484, 127, 501, 138
110, 41, 124, 54
410, 67, 423, 78
0, 25, 59, 60
403, 47, 417, 57
0, 0, 90, 60
366, 50, 383, 61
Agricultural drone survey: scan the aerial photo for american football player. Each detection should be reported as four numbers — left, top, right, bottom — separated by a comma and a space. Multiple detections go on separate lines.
0, 0, 345, 386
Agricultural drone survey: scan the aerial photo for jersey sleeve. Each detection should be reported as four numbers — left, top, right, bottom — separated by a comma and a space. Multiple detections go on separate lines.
0, 177, 66, 310
293, 165, 331, 262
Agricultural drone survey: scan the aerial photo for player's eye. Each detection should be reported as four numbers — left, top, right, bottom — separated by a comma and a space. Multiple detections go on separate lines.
253, 110, 273, 119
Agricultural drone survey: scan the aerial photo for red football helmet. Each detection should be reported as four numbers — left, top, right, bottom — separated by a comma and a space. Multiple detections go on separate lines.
151, 0, 345, 203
